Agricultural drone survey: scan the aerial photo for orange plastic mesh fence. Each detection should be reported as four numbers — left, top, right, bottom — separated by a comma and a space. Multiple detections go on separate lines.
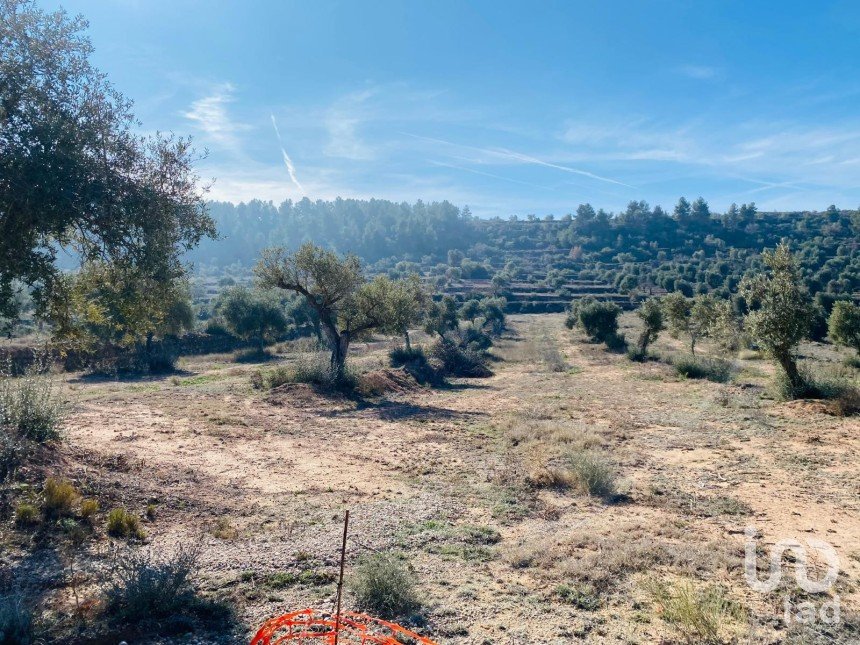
250, 609, 438, 645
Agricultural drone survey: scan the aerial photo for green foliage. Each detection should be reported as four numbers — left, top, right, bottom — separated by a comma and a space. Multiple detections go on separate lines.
215, 286, 288, 349
429, 338, 492, 378
636, 298, 664, 353
571, 299, 623, 346
0, 358, 65, 442
741, 243, 814, 392
648, 580, 742, 644
565, 450, 616, 499
351, 553, 420, 620
107, 508, 145, 539
828, 301, 860, 357
14, 502, 39, 526
424, 296, 460, 338
662, 293, 718, 354
42, 477, 80, 518
256, 243, 419, 379
264, 352, 357, 391
0, 2, 214, 322
672, 355, 734, 383
459, 298, 483, 322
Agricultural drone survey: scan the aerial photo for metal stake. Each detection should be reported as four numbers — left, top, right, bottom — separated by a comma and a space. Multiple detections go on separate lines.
333, 509, 349, 645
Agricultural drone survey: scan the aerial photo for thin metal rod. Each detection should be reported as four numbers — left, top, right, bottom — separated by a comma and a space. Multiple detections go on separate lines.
333, 509, 349, 645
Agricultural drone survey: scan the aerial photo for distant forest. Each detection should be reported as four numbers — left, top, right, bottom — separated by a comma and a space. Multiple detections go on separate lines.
190, 198, 860, 301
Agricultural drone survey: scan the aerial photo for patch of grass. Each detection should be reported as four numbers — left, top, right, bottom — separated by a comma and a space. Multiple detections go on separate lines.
647, 579, 744, 644
351, 553, 420, 620
211, 517, 238, 540
738, 349, 762, 360
672, 355, 734, 383
14, 502, 39, 527
0, 358, 66, 442
175, 374, 221, 387
526, 448, 616, 500
555, 583, 601, 610
772, 364, 860, 413
80, 498, 99, 523
107, 508, 145, 539
263, 352, 357, 390
42, 477, 80, 518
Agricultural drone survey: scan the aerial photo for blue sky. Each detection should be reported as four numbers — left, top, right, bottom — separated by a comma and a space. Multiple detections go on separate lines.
51, 0, 860, 216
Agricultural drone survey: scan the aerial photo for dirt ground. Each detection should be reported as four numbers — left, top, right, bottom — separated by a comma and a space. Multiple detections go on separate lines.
13, 313, 860, 643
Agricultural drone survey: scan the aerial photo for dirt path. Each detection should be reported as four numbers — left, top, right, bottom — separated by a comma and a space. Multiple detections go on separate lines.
58, 314, 859, 643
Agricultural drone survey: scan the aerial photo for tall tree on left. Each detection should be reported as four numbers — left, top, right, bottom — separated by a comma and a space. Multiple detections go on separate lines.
0, 1, 215, 335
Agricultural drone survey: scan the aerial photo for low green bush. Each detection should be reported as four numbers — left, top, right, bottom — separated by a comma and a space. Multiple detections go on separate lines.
389, 346, 443, 385
0, 359, 65, 442
673, 355, 734, 383
107, 508, 145, 539
351, 553, 420, 620
429, 338, 492, 378
42, 477, 80, 518
264, 353, 357, 391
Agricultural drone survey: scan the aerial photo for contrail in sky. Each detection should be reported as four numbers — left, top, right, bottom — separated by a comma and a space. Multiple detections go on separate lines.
271, 114, 305, 194
401, 132, 633, 188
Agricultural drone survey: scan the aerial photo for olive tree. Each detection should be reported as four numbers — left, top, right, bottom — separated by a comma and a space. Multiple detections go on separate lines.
662, 292, 717, 354
255, 243, 407, 379
216, 286, 288, 350
740, 243, 813, 392
380, 274, 428, 350
828, 300, 860, 359
635, 298, 664, 354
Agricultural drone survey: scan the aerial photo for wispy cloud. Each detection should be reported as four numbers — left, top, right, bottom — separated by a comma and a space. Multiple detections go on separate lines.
270, 114, 305, 195
182, 83, 247, 152
402, 132, 633, 188
428, 160, 554, 190
324, 88, 377, 160
677, 65, 719, 80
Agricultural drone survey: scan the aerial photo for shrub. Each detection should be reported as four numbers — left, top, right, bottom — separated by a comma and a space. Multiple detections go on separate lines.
0, 431, 26, 481
0, 359, 65, 442
107, 508, 145, 539
577, 301, 622, 345
141, 343, 179, 374
428, 338, 492, 378
389, 346, 442, 385
672, 355, 734, 383
14, 502, 39, 527
773, 364, 860, 414
104, 545, 229, 628
461, 325, 493, 352
567, 451, 616, 499
264, 352, 357, 390
42, 478, 80, 518
80, 499, 100, 522
351, 553, 420, 620
648, 579, 742, 644
636, 298, 664, 354
0, 594, 34, 645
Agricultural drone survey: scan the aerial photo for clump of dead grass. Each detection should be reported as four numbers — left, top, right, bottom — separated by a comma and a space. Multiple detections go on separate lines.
646, 577, 745, 643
